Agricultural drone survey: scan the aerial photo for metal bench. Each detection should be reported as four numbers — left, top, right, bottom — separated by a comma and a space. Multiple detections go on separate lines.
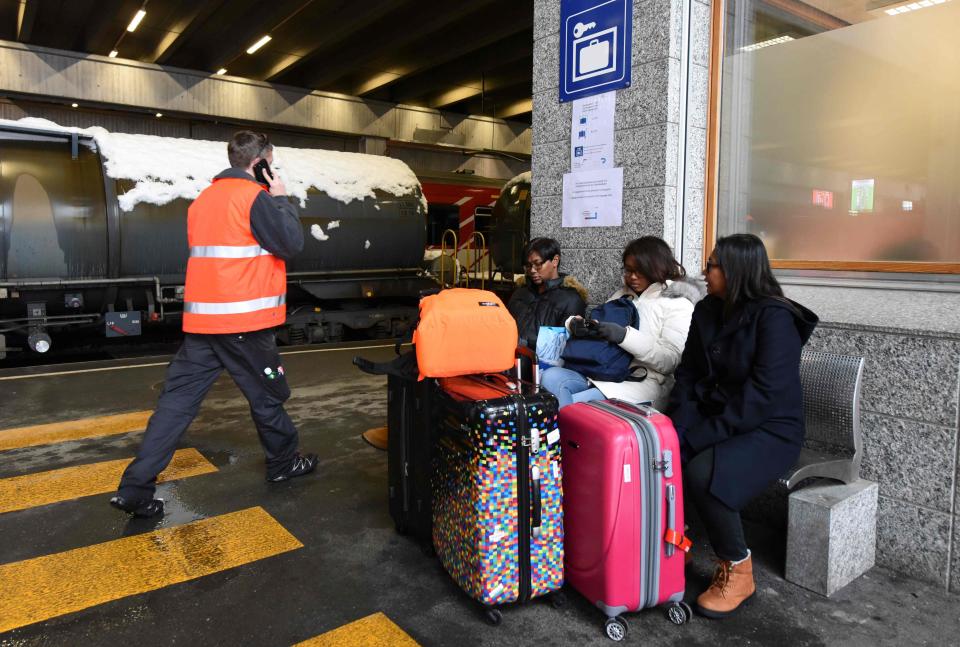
780, 350, 865, 490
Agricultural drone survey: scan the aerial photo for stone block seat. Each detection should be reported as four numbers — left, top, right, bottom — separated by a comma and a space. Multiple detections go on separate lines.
782, 350, 878, 597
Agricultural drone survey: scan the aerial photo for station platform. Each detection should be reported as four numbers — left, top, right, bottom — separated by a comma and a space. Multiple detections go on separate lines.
0, 343, 957, 646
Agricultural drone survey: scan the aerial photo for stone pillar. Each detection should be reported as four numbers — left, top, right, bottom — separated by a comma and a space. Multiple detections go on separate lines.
531, 0, 711, 303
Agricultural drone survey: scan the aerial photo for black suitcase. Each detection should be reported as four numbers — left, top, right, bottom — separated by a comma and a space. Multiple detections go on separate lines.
387, 373, 435, 550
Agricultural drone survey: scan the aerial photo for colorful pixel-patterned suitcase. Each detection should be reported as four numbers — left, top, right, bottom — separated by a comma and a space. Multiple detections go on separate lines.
432, 374, 565, 625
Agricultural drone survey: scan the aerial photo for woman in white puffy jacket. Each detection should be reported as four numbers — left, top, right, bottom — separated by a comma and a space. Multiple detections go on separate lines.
541, 236, 705, 410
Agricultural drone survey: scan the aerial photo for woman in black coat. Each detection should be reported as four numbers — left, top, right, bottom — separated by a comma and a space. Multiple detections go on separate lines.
667, 234, 818, 619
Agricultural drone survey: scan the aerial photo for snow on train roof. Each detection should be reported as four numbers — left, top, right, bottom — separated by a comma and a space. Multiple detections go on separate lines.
502, 171, 531, 193
0, 118, 424, 212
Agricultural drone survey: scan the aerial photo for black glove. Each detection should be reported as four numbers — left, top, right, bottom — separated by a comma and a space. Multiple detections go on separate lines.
595, 321, 627, 344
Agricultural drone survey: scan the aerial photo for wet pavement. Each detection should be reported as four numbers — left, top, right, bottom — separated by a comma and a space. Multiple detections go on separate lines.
0, 342, 958, 646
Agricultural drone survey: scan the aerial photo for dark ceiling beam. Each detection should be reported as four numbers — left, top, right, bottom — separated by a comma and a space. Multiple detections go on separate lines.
151, 1, 227, 65
81, 0, 137, 56
263, 0, 412, 83
16, 0, 38, 42
349, 2, 532, 98
203, 0, 305, 72
494, 97, 533, 120
426, 62, 532, 109
459, 80, 534, 117
299, 0, 499, 90
389, 32, 532, 105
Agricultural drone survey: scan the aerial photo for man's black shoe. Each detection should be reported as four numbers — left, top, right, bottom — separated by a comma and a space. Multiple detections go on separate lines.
110, 495, 165, 518
267, 452, 318, 482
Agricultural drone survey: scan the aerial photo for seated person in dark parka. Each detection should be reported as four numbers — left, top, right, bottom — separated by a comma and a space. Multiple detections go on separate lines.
666, 233, 818, 620
507, 237, 587, 351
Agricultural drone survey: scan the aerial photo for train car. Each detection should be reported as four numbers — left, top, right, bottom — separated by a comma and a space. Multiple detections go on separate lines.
418, 171, 532, 289
419, 172, 502, 249
0, 120, 434, 358
487, 171, 531, 276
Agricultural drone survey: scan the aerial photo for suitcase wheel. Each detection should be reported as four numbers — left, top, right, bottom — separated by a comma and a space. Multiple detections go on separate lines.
484, 608, 503, 626
550, 591, 568, 609
604, 616, 628, 642
394, 520, 407, 535
665, 601, 693, 625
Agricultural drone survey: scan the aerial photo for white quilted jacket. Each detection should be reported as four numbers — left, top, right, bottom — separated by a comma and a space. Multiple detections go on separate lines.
567, 278, 704, 410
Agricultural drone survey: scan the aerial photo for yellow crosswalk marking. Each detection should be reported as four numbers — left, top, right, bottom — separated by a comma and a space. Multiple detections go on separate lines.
0, 448, 217, 515
0, 411, 153, 452
0, 506, 302, 633
294, 612, 421, 646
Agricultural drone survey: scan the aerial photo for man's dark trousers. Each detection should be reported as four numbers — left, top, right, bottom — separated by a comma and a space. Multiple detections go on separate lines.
118, 328, 298, 501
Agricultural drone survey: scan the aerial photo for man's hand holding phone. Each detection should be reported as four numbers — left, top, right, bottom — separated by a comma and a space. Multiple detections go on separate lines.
263, 168, 287, 198
254, 159, 286, 197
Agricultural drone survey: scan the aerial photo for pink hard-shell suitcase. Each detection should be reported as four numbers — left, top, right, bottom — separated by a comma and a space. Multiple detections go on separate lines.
560, 399, 692, 641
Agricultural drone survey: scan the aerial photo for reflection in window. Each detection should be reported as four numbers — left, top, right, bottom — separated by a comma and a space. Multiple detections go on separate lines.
717, 0, 960, 264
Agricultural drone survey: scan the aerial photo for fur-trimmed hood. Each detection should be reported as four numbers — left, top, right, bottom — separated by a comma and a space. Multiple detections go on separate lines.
516, 273, 589, 303
661, 277, 707, 304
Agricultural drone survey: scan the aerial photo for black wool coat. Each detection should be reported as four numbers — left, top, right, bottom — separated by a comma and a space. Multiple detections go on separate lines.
666, 295, 818, 510
507, 274, 588, 350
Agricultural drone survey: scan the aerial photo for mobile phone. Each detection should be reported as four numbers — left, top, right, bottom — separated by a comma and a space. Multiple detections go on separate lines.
584, 318, 600, 330
253, 158, 272, 185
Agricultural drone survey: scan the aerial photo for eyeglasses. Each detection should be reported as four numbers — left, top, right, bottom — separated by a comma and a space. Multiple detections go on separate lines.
523, 258, 554, 271
621, 267, 643, 278
705, 260, 722, 272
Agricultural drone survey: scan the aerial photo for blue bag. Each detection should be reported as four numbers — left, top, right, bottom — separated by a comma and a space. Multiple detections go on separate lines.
536, 326, 569, 372
560, 296, 640, 382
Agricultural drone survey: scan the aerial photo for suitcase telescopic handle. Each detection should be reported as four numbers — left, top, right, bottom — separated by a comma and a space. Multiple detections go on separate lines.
515, 346, 540, 386
607, 398, 657, 417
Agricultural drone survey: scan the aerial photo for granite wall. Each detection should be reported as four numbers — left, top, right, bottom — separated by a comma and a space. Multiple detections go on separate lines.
531, 0, 711, 299
786, 285, 960, 592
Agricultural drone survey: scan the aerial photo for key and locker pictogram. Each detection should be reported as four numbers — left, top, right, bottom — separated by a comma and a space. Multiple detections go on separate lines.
572, 27, 617, 81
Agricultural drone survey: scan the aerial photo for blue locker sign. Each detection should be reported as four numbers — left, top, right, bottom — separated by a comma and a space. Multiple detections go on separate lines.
559, 0, 633, 102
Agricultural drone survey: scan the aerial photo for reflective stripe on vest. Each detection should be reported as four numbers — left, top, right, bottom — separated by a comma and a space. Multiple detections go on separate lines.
184, 294, 286, 315
189, 245, 273, 259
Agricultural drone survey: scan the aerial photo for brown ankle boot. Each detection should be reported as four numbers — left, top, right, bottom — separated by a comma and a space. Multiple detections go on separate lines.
695, 554, 755, 618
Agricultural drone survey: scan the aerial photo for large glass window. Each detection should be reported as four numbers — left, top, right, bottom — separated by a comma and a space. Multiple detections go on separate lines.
716, 0, 960, 270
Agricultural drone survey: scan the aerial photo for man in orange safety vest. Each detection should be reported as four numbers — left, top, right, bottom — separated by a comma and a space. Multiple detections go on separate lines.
111, 131, 317, 518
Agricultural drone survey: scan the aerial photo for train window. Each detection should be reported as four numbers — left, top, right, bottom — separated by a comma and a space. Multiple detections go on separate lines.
473, 206, 494, 234
426, 205, 460, 245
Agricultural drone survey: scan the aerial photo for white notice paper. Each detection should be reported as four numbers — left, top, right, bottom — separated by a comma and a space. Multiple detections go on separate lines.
562, 167, 624, 228
571, 91, 615, 171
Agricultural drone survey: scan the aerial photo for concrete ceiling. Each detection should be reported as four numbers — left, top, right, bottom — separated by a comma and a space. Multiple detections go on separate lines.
0, 0, 534, 121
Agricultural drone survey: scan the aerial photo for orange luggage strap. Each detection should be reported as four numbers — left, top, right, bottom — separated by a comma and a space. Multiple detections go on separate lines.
664, 528, 692, 553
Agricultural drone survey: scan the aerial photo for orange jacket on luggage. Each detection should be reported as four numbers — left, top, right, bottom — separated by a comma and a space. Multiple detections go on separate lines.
413, 288, 519, 380
182, 177, 287, 334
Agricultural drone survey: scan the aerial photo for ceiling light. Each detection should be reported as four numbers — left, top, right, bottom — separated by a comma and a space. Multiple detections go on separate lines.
109, 50, 118, 58
155, 112, 163, 118
246, 35, 272, 54
127, 9, 146, 32
216, 68, 227, 75
71, 103, 78, 108
884, 0, 951, 14
740, 35, 794, 52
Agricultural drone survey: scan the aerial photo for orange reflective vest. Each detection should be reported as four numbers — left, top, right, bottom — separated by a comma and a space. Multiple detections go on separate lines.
182, 177, 287, 334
